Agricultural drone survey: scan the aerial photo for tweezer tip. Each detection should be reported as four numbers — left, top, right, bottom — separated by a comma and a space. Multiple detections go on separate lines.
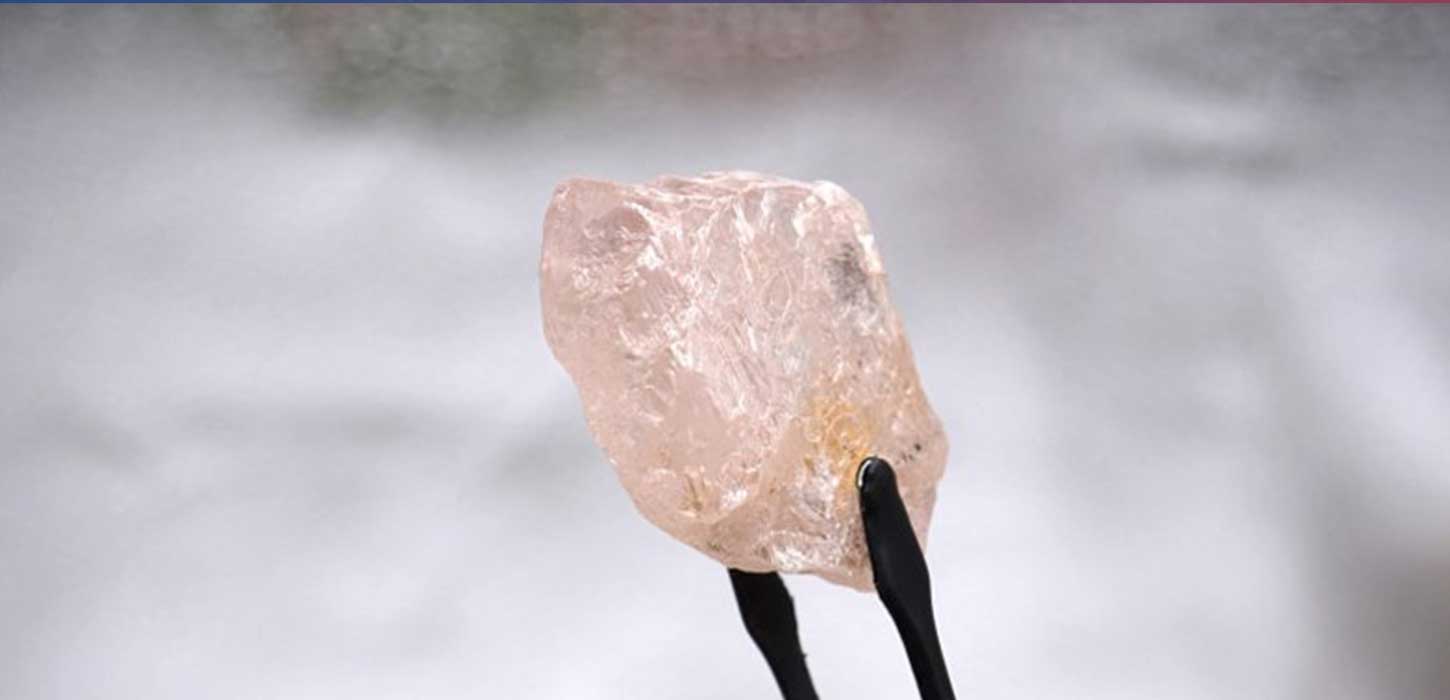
856, 456, 893, 493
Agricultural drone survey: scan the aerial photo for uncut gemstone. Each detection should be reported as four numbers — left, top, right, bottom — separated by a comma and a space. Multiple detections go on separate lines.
540, 171, 947, 590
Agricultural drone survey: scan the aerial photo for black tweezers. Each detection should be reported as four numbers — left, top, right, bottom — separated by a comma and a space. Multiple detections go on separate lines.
729, 457, 955, 700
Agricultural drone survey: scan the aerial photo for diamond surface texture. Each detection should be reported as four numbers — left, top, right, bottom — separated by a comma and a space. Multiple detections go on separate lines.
541, 171, 947, 590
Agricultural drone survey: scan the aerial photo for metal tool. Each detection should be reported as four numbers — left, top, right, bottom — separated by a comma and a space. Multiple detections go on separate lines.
729, 457, 955, 700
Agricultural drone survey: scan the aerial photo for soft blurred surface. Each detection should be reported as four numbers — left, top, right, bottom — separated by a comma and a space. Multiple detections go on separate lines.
2, 6, 1448, 699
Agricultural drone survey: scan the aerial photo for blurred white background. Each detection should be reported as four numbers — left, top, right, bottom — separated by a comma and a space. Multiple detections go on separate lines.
2, 6, 1449, 699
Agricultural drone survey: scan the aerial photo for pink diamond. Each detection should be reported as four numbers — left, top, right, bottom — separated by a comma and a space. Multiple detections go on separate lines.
541, 171, 947, 590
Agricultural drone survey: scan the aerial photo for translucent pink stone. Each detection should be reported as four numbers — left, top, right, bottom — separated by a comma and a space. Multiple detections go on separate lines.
540, 171, 947, 590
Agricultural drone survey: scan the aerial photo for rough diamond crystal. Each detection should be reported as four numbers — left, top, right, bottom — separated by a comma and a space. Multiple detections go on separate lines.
540, 171, 947, 590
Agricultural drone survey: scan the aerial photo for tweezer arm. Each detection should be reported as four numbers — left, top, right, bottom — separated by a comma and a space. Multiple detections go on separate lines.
728, 456, 955, 700
728, 569, 820, 700
858, 456, 956, 700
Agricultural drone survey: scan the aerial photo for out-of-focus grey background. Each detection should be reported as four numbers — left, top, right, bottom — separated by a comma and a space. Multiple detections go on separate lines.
3, 5, 1448, 699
